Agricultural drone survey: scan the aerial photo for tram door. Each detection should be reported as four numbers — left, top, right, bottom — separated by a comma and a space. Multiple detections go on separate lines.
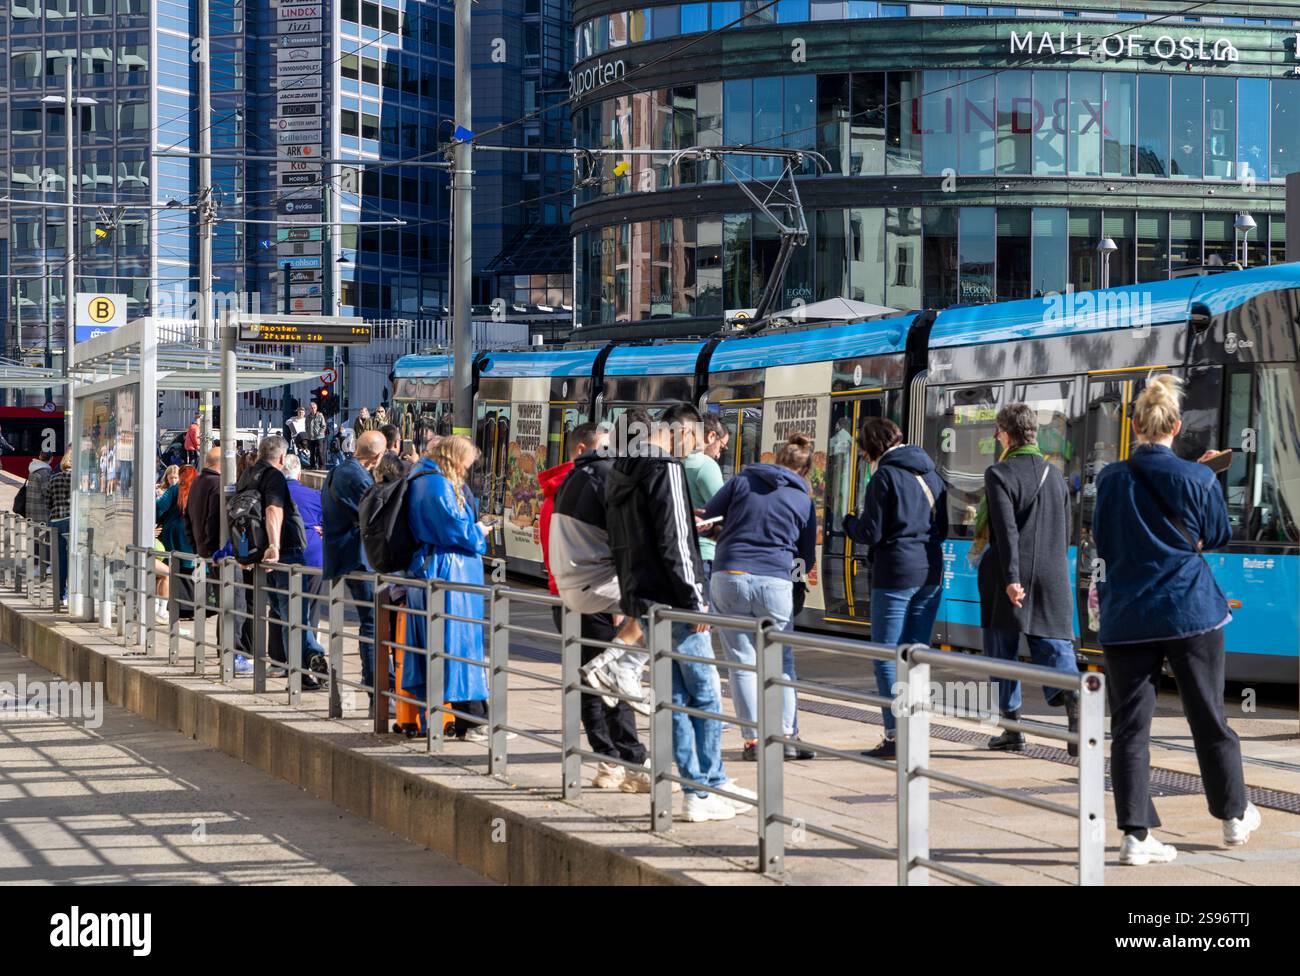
822, 393, 885, 623
1077, 372, 1148, 646
473, 386, 512, 561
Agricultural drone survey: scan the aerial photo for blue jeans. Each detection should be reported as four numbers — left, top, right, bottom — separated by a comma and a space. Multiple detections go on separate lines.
344, 576, 376, 689
870, 584, 942, 738
710, 572, 798, 740
51, 517, 69, 602
268, 550, 325, 667
670, 621, 727, 797
982, 628, 1079, 713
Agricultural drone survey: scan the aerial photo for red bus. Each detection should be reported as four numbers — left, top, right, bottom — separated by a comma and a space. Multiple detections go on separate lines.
0, 407, 65, 479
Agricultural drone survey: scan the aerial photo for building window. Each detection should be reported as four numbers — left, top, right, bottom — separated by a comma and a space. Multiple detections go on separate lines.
1031, 207, 1067, 296
1205, 76, 1236, 180
1102, 73, 1136, 177
1069, 70, 1102, 177
996, 70, 1032, 175
923, 207, 958, 307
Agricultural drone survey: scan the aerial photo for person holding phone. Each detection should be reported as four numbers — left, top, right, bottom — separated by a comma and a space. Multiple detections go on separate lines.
1093, 374, 1258, 866
702, 434, 819, 762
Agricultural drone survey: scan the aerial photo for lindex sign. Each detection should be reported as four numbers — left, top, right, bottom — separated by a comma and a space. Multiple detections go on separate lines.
277, 3, 320, 17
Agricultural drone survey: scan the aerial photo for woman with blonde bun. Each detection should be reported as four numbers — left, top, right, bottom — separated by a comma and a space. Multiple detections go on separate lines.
1093, 373, 1259, 866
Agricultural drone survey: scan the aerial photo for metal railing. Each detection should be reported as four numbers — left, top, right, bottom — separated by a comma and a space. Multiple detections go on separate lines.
0, 512, 1106, 885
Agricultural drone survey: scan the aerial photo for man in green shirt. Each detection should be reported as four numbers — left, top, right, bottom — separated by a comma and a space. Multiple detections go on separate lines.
681, 413, 729, 577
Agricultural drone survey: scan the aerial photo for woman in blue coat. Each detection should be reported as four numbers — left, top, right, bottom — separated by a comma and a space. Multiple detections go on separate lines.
401, 434, 492, 739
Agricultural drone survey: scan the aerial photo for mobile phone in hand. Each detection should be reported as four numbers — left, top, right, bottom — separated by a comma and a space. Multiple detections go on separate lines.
1199, 449, 1233, 474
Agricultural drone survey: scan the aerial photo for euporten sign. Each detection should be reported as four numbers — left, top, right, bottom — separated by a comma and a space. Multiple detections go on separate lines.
569, 57, 625, 98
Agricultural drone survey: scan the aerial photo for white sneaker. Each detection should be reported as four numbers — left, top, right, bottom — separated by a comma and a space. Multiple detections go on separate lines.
631, 760, 679, 793
581, 659, 621, 709
592, 762, 626, 790
462, 725, 489, 742
721, 779, 756, 814
682, 792, 736, 823
1223, 802, 1261, 846
154, 607, 169, 624
1119, 832, 1178, 866
619, 766, 651, 793
589, 660, 650, 715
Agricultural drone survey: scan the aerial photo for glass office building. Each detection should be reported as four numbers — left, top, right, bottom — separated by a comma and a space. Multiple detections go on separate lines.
1, 0, 571, 407
569, 2, 1300, 333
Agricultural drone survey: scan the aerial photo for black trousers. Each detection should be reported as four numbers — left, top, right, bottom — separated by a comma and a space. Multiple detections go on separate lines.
553, 605, 646, 764
1103, 627, 1247, 831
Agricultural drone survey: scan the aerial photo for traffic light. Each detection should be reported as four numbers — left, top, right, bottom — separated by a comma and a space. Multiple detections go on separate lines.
317, 385, 337, 416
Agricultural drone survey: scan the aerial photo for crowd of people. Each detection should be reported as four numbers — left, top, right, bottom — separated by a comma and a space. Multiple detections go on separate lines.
10, 376, 1262, 853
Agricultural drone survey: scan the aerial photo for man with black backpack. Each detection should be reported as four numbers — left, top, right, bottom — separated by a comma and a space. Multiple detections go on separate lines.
232, 435, 323, 690
323, 429, 387, 703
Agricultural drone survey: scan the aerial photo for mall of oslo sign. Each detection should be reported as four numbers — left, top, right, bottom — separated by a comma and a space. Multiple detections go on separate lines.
1009, 30, 1240, 64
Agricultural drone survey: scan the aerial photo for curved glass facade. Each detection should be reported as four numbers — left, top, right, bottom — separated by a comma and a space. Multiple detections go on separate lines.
574, 206, 1283, 323
574, 70, 1300, 201
575, 4, 1300, 62
570, 8, 1300, 330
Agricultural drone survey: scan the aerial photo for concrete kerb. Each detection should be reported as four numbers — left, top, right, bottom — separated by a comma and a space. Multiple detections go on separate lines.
0, 597, 768, 886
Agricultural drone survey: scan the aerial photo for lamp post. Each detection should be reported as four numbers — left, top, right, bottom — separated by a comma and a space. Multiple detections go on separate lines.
1096, 237, 1118, 290
41, 64, 96, 441
1235, 213, 1257, 268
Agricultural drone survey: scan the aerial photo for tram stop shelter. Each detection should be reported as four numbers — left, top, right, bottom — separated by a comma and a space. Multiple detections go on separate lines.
61, 316, 322, 615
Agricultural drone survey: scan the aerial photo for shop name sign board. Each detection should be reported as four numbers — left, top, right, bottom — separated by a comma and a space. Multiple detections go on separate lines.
1009, 31, 1240, 64
569, 57, 625, 98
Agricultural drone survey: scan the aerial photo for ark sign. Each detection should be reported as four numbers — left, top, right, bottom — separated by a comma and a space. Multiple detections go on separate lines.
1009, 31, 1239, 64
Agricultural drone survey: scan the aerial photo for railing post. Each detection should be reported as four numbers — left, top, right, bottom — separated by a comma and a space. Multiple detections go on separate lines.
219, 557, 235, 683
897, 643, 931, 887
15, 518, 27, 594
192, 558, 207, 676
82, 528, 96, 622
288, 565, 303, 706
167, 552, 181, 665
373, 580, 389, 734
327, 576, 345, 718
425, 583, 445, 754
50, 525, 61, 612
148, 550, 162, 656
649, 605, 673, 833
253, 566, 268, 694
98, 554, 112, 630
25, 518, 36, 602
560, 602, 582, 800
1077, 671, 1107, 886
124, 548, 139, 648
488, 585, 509, 780
757, 620, 784, 875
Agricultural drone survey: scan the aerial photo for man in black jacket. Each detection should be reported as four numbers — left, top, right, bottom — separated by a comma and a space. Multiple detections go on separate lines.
978, 403, 1080, 753
550, 417, 649, 791
606, 402, 753, 823
187, 447, 223, 558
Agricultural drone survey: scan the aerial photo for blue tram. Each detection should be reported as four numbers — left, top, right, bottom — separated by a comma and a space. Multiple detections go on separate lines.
391, 263, 1300, 684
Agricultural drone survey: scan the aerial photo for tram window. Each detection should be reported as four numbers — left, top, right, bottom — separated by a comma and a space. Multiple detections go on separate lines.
1173, 366, 1221, 462
1225, 367, 1300, 544
825, 409, 856, 534
716, 405, 761, 478
928, 384, 1002, 537
547, 406, 582, 468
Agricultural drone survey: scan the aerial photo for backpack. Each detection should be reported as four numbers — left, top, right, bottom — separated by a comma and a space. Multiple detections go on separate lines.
227, 469, 268, 563
12, 484, 26, 517
358, 469, 435, 573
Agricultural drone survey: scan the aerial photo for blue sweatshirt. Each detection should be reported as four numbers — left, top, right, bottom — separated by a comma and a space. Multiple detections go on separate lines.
843, 444, 947, 589
704, 463, 817, 581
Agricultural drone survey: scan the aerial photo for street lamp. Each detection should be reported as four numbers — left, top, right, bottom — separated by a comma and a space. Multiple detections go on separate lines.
1095, 237, 1118, 290
41, 68, 98, 421
1235, 213, 1257, 268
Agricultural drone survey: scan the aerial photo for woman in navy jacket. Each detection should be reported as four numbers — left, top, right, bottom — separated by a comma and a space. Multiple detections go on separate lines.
843, 418, 947, 760
1093, 374, 1259, 865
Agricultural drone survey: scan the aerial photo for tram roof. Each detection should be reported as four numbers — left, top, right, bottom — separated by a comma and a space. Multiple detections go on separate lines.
709, 314, 915, 372
929, 263, 1300, 348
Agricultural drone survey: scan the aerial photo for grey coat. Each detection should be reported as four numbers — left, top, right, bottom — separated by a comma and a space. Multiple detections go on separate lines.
977, 453, 1075, 639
